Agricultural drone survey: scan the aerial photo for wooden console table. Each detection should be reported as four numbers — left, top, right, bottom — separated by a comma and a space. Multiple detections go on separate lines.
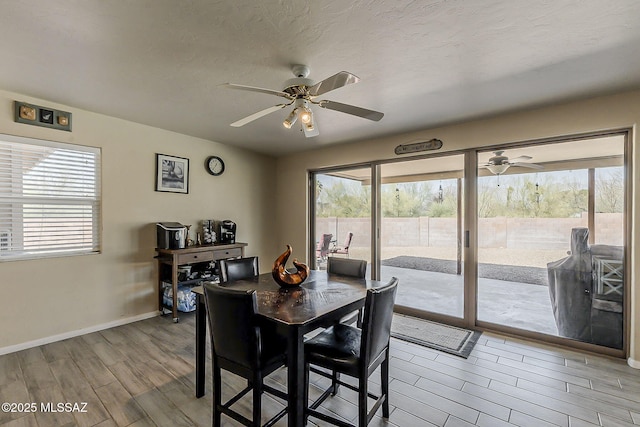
155, 242, 247, 322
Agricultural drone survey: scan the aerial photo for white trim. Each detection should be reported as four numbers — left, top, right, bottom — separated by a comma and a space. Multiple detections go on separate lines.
0, 311, 159, 356
628, 357, 640, 369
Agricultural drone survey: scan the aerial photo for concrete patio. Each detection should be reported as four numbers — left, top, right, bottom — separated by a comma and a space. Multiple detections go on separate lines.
317, 245, 565, 336
379, 265, 559, 336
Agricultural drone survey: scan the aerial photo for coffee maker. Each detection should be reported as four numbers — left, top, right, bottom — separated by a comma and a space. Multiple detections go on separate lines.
219, 220, 236, 244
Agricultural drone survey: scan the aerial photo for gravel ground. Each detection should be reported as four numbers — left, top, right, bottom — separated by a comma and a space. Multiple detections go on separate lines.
380, 255, 549, 286
348, 247, 568, 269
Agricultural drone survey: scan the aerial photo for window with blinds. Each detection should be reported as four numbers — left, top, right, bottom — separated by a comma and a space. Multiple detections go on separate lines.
0, 134, 101, 260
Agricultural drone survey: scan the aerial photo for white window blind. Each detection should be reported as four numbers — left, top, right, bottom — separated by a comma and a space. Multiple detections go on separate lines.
0, 134, 101, 260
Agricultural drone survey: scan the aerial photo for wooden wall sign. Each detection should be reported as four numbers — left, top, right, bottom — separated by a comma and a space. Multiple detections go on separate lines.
395, 138, 442, 155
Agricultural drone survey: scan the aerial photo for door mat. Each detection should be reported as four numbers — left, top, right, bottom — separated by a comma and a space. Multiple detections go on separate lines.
391, 314, 482, 358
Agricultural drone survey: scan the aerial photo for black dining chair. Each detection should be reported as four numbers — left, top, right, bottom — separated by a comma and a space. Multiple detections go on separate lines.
219, 256, 259, 283
327, 257, 367, 326
304, 277, 399, 427
327, 256, 366, 278
203, 283, 288, 427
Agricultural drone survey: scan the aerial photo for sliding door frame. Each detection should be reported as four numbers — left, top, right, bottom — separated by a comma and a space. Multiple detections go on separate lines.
308, 162, 375, 270
308, 150, 473, 330
371, 164, 382, 281
463, 151, 478, 329
472, 128, 631, 358
308, 127, 632, 357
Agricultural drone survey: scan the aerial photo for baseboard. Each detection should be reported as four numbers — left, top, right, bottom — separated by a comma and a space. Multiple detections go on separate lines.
628, 357, 640, 369
0, 311, 160, 356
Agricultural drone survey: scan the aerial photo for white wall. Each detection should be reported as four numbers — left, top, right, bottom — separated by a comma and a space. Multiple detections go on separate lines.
2, 87, 638, 365
275, 89, 639, 364
0, 89, 278, 351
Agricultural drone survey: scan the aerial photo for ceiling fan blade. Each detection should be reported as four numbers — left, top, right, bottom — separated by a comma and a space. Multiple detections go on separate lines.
221, 83, 292, 99
318, 100, 384, 121
308, 71, 360, 96
511, 162, 544, 170
508, 155, 533, 162
230, 104, 287, 127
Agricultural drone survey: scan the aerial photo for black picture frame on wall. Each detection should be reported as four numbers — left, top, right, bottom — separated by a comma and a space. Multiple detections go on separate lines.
155, 153, 189, 194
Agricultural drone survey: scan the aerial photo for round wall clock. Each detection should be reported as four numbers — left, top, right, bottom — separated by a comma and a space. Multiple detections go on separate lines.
205, 156, 225, 176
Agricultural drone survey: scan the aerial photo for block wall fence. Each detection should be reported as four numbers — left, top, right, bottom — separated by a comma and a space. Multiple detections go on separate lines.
316, 213, 623, 251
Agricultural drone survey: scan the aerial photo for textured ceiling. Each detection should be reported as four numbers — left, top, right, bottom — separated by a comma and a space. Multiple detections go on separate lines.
1, 1, 640, 157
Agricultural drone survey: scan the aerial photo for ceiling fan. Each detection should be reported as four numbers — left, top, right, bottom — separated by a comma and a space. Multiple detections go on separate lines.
221, 64, 384, 138
480, 151, 544, 175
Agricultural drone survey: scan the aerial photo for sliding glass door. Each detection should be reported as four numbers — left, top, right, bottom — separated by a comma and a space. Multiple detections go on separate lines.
379, 155, 465, 318
476, 136, 626, 350
311, 167, 372, 271
309, 131, 629, 353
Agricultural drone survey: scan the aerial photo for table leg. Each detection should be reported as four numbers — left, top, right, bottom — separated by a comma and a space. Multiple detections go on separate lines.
171, 261, 179, 322
195, 293, 206, 398
286, 326, 305, 426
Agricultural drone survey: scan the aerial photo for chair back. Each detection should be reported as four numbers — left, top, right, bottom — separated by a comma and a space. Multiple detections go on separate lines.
316, 233, 333, 259
342, 232, 354, 249
319, 234, 333, 251
327, 257, 366, 278
203, 283, 259, 369
360, 277, 398, 365
219, 256, 259, 283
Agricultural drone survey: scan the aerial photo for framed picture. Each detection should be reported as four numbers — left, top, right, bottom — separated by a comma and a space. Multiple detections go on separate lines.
155, 153, 189, 193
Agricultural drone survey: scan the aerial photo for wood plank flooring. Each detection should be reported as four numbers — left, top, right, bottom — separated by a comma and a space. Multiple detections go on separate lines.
1, 312, 639, 426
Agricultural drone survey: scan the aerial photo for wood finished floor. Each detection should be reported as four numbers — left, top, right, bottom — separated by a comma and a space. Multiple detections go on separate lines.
1, 312, 639, 427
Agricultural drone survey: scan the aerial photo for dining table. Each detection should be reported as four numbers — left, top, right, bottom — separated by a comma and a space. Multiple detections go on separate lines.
191, 269, 385, 426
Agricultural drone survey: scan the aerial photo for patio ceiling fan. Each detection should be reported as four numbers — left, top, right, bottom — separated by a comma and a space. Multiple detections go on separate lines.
480, 151, 544, 175
221, 64, 384, 138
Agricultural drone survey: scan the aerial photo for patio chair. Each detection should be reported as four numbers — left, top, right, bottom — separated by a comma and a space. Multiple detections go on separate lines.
329, 232, 353, 258
316, 233, 333, 263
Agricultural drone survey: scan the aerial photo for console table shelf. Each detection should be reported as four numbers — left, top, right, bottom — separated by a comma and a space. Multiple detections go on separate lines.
156, 242, 247, 322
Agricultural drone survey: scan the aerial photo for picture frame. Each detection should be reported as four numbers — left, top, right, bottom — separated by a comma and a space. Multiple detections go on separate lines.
155, 153, 189, 194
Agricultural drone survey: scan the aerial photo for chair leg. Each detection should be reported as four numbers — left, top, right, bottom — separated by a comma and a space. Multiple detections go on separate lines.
358, 376, 368, 427
213, 362, 222, 427
381, 352, 390, 418
331, 370, 340, 396
252, 374, 263, 427
304, 362, 310, 425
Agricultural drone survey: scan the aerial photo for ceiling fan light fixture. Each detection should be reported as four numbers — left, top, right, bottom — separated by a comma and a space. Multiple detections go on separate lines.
300, 106, 313, 124
304, 120, 315, 131
283, 108, 299, 128
303, 106, 315, 131
486, 163, 510, 175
